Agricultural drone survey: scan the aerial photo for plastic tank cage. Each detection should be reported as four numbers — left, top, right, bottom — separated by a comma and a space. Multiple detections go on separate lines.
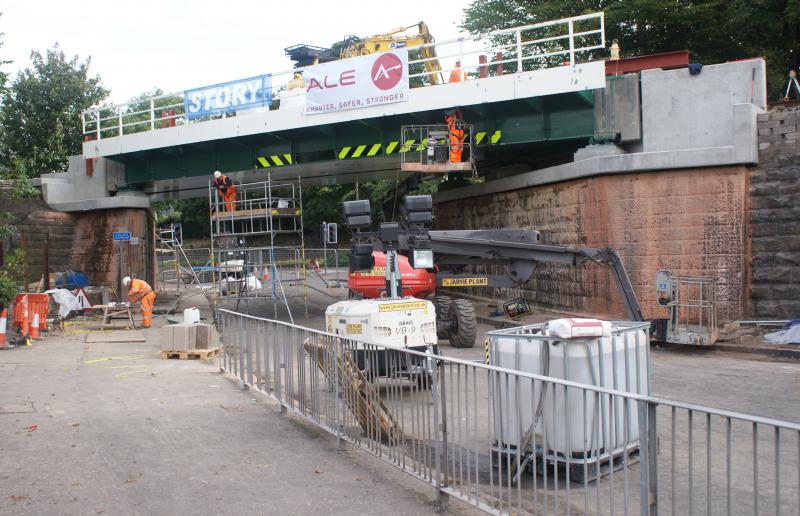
486, 322, 651, 479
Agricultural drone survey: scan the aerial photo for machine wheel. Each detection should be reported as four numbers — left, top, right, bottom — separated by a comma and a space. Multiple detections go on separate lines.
448, 299, 477, 348
413, 345, 440, 389
434, 295, 452, 339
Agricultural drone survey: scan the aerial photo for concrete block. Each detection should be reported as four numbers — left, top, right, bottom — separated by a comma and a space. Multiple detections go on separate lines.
160, 323, 197, 351
158, 326, 174, 351
195, 324, 219, 349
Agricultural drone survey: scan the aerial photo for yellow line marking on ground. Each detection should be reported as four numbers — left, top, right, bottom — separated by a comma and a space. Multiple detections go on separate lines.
84, 355, 147, 365
115, 368, 152, 379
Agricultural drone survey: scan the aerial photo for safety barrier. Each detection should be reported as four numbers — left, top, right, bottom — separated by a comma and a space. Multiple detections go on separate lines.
81, 12, 605, 140
13, 293, 49, 329
218, 309, 800, 515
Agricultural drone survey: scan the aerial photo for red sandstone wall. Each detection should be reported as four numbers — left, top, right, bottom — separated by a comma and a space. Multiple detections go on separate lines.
435, 166, 749, 321
71, 209, 154, 290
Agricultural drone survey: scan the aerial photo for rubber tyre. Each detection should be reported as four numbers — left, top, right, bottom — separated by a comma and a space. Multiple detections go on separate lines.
448, 298, 477, 348
434, 295, 452, 339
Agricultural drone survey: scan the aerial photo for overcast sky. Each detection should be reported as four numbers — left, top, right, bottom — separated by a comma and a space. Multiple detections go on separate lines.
1, 0, 472, 104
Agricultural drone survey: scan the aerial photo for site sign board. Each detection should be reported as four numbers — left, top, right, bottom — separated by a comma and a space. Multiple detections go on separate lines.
184, 74, 272, 119
112, 231, 131, 241
304, 50, 409, 115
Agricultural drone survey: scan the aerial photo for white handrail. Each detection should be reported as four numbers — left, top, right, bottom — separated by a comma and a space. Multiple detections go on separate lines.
82, 12, 604, 140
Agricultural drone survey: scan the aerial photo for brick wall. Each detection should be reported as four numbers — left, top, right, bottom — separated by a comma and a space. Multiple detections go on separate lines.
11, 210, 76, 283
751, 105, 800, 317
435, 167, 750, 321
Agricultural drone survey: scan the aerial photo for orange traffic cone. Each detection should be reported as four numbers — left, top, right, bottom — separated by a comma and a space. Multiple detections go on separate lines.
0, 308, 7, 349
30, 313, 41, 340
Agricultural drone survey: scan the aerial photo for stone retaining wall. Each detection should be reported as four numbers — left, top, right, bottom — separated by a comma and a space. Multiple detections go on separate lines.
751, 105, 800, 318
435, 166, 750, 321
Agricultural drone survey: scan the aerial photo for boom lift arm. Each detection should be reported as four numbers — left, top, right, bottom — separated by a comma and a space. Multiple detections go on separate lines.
424, 229, 645, 322
346, 196, 646, 349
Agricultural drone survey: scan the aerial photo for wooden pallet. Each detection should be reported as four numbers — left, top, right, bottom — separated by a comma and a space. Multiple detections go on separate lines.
304, 338, 404, 445
160, 347, 220, 361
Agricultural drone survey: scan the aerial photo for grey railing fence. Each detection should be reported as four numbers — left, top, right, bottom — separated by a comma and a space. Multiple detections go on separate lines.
218, 309, 800, 515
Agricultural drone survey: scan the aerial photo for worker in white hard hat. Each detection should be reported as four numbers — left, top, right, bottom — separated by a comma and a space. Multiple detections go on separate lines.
123, 276, 156, 328
212, 170, 236, 212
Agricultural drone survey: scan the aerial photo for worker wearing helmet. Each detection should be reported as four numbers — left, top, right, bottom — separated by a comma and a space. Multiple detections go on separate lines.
123, 276, 156, 328
287, 71, 305, 91
445, 108, 465, 163
213, 171, 237, 212
448, 61, 467, 83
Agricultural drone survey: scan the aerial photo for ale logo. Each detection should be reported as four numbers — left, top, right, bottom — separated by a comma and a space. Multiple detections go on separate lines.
371, 53, 404, 91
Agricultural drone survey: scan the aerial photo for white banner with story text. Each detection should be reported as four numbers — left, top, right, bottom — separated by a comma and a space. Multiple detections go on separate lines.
304, 50, 409, 115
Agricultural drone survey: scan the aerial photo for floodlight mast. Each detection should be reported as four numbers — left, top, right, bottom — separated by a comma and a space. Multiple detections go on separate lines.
343, 196, 435, 300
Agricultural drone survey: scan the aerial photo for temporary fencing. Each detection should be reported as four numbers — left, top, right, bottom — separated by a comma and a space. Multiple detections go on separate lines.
13, 293, 49, 329
218, 309, 800, 515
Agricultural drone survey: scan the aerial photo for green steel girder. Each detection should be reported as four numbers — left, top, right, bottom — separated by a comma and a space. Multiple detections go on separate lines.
117, 90, 595, 187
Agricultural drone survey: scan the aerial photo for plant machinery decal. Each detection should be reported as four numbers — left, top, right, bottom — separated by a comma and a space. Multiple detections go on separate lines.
378, 301, 428, 312
441, 277, 489, 287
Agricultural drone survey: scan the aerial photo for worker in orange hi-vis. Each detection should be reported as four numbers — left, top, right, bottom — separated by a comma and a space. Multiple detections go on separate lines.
445, 108, 465, 163
448, 61, 468, 83
213, 170, 237, 212
123, 277, 156, 328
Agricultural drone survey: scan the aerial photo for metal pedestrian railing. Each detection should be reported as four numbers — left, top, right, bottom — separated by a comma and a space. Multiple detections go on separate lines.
217, 310, 800, 515
81, 13, 605, 140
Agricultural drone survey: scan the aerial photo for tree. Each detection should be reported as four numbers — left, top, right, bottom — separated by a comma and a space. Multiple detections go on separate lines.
0, 44, 109, 177
460, 0, 799, 100
0, 13, 10, 91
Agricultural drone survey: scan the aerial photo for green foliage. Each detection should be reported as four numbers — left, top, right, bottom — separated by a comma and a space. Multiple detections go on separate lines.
461, 0, 800, 100
0, 14, 10, 90
0, 159, 38, 239
0, 44, 109, 176
101, 88, 183, 138
0, 249, 26, 308
303, 179, 403, 242
152, 198, 210, 239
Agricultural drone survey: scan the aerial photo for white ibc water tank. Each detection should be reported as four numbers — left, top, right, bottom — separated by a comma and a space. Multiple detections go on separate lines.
489, 319, 650, 458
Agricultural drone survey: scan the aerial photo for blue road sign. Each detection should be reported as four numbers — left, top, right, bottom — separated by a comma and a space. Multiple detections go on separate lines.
113, 232, 131, 241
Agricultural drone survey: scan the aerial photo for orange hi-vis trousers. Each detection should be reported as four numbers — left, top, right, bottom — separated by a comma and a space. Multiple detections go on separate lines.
129, 279, 156, 328
222, 186, 236, 212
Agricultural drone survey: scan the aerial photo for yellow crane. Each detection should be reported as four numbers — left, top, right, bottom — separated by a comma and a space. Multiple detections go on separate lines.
339, 22, 443, 85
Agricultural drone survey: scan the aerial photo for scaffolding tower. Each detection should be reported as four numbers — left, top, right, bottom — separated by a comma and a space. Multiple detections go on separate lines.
209, 175, 306, 321
156, 226, 209, 292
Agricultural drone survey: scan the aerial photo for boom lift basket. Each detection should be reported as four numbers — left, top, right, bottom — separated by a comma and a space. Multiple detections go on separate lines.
400, 124, 475, 174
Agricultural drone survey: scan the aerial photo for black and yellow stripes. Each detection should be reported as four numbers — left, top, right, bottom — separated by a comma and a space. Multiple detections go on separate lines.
256, 154, 294, 168
254, 130, 504, 167
336, 131, 502, 160
474, 130, 502, 145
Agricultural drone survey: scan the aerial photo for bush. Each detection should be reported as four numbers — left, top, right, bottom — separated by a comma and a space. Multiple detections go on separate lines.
0, 249, 26, 309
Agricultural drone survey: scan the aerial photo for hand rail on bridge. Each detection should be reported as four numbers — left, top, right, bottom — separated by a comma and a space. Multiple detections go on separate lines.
81, 12, 605, 141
